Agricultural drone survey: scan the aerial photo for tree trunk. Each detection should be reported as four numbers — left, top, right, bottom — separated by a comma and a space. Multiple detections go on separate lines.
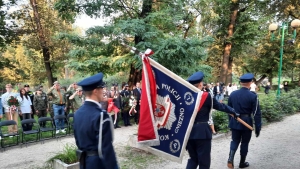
128, 64, 142, 87
219, 2, 239, 83
128, 0, 153, 86
183, 16, 196, 39
256, 75, 267, 85
226, 56, 233, 84
30, 0, 54, 87
43, 47, 54, 87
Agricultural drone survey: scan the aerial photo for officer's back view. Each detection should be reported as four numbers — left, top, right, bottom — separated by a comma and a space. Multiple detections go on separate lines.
74, 72, 119, 169
227, 73, 262, 168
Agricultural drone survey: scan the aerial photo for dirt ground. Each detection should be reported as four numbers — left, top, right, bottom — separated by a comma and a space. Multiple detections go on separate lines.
0, 113, 299, 169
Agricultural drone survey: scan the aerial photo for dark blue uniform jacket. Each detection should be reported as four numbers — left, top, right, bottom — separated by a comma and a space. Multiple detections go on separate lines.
228, 87, 262, 131
189, 92, 236, 140
74, 101, 118, 169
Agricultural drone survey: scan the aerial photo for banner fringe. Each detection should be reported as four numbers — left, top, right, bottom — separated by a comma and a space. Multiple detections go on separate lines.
137, 139, 160, 147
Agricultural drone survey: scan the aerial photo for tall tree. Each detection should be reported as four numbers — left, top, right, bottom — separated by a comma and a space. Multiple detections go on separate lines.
55, 0, 213, 85
199, 0, 268, 83
0, 1, 19, 50
6, 0, 73, 86
29, 0, 54, 86
220, 1, 239, 83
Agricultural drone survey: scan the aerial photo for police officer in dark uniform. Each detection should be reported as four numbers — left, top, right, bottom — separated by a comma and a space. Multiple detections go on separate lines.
227, 73, 262, 169
186, 71, 239, 169
74, 72, 119, 169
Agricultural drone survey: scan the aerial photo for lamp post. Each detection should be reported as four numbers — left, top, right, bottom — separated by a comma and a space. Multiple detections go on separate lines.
268, 19, 300, 97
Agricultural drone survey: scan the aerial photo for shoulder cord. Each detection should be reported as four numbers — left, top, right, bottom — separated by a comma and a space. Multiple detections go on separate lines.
98, 111, 114, 159
208, 92, 214, 125
253, 97, 258, 117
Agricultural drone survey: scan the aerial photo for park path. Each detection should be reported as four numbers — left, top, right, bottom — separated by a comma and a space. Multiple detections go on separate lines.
149, 113, 300, 169
0, 113, 300, 169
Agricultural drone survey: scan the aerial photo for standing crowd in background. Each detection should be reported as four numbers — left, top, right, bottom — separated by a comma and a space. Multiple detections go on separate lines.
99, 81, 142, 129
0, 80, 143, 137
0, 82, 86, 136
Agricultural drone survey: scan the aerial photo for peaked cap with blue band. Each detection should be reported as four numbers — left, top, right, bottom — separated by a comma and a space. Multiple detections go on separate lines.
187, 71, 204, 84
78, 72, 105, 91
240, 73, 254, 83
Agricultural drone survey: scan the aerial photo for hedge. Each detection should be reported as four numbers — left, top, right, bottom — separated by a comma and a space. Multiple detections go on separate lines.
212, 87, 300, 132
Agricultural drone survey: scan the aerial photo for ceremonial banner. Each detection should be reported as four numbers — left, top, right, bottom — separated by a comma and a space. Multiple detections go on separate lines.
138, 51, 203, 163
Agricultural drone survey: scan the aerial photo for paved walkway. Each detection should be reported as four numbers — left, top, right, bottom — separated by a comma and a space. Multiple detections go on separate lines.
149, 113, 300, 169
0, 113, 299, 169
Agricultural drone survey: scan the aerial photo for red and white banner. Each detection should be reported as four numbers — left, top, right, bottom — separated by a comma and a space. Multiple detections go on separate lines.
137, 49, 203, 163
138, 52, 159, 146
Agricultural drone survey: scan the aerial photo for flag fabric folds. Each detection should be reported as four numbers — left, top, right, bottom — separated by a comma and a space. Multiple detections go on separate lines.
138, 50, 203, 163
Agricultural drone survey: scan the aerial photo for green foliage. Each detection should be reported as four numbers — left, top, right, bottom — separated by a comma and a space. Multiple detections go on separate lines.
212, 111, 229, 133
0, 0, 74, 86
55, 0, 214, 82
200, 0, 270, 82
213, 88, 300, 133
259, 88, 300, 123
47, 143, 78, 164
57, 73, 89, 88
259, 96, 284, 122
104, 72, 129, 87
0, 1, 19, 49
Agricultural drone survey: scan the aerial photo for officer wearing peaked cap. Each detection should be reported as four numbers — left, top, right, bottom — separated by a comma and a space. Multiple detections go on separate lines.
74, 72, 119, 169
186, 71, 239, 169
227, 73, 262, 169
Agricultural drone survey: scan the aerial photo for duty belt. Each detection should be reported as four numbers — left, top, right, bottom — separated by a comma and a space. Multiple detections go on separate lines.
194, 121, 208, 124
76, 150, 98, 169
240, 114, 251, 118
86, 151, 98, 156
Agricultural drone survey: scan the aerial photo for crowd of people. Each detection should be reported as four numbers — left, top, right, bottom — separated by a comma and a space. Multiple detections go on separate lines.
0, 82, 83, 135
0, 75, 266, 169
99, 81, 142, 128
0, 80, 142, 137
203, 82, 239, 102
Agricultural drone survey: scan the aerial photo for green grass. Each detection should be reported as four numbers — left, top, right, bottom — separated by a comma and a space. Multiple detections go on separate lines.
119, 146, 161, 169
47, 143, 78, 164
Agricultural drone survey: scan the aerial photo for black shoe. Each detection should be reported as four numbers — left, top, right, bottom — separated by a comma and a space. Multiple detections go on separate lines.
239, 162, 249, 168
115, 125, 121, 128
239, 155, 249, 168
128, 124, 132, 126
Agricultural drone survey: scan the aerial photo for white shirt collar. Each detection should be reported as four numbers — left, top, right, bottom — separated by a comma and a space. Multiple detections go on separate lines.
85, 98, 102, 109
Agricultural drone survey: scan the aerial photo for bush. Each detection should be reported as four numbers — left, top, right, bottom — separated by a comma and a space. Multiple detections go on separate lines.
48, 143, 78, 164
213, 87, 300, 133
260, 97, 284, 122
259, 87, 300, 123
212, 111, 229, 133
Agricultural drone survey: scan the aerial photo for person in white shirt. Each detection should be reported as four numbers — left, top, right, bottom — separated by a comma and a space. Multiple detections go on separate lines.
19, 88, 33, 131
1, 84, 19, 133
232, 83, 238, 91
227, 83, 233, 96
250, 82, 256, 92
